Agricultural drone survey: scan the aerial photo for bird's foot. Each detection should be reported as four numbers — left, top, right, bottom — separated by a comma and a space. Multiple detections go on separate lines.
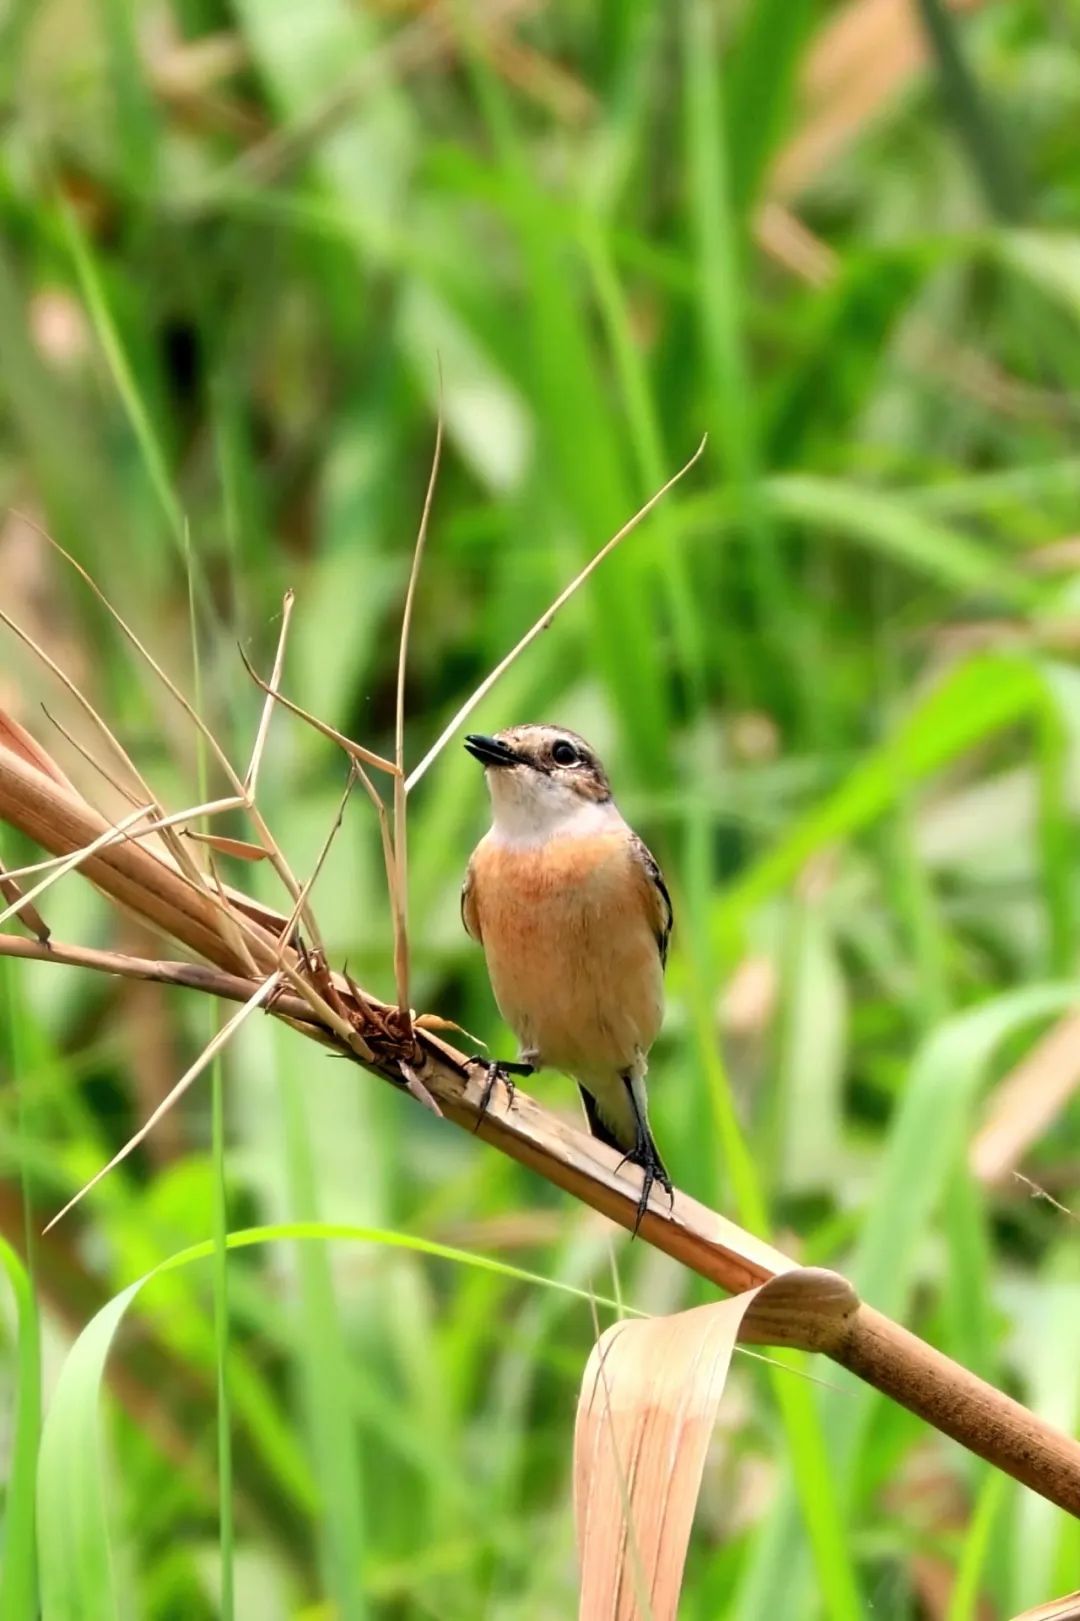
466, 1056, 534, 1130
616, 1135, 674, 1238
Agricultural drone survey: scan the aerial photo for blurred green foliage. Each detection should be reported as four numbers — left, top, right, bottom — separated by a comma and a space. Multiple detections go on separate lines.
2, 0, 1080, 1616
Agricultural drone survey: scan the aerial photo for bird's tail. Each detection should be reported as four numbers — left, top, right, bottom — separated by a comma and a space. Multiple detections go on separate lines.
577, 1079, 670, 1182
577, 1084, 625, 1154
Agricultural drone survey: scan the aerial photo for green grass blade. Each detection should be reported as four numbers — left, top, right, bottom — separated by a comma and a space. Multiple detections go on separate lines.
277, 1067, 369, 1621
724, 0, 814, 210
38, 1286, 131, 1621
945, 1470, 1009, 1621
762, 475, 1038, 602
836, 984, 1080, 1470
720, 653, 1044, 942
60, 206, 182, 544
681, 0, 795, 659
210, 1057, 235, 1621
913, 0, 1024, 222
35, 1220, 629, 1618
0, 1238, 41, 1621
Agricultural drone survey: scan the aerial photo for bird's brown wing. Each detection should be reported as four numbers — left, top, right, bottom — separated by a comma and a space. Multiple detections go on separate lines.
460, 856, 483, 944
630, 833, 673, 967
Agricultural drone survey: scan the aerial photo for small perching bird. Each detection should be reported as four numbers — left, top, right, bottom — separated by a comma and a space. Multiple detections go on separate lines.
461, 724, 673, 1230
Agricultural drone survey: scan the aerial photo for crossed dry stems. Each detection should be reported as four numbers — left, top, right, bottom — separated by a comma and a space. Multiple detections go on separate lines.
2, 434, 1080, 1525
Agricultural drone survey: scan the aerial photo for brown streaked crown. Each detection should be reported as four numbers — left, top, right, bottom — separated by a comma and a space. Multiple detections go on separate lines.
494, 724, 613, 802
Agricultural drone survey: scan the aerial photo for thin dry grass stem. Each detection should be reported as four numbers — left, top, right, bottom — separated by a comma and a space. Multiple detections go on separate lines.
0, 935, 355, 1061
0, 729, 274, 973
21, 522, 327, 954
0, 717, 297, 982
0, 861, 49, 943
392, 413, 444, 1019
1012, 1173, 1078, 1222
238, 648, 399, 776
0, 802, 152, 930
0, 708, 75, 790
41, 704, 143, 807
0, 603, 201, 885
0, 932, 269, 1000
136, 821, 371, 1053
397, 1058, 444, 1116
0, 847, 106, 885
405, 436, 708, 794
28, 516, 244, 798
351, 761, 421, 1058
0, 795, 244, 888
199, 845, 262, 977
244, 588, 295, 796
45, 533, 330, 955
355, 765, 399, 923
275, 765, 358, 969
43, 970, 283, 1232
276, 957, 375, 1061
0, 793, 256, 934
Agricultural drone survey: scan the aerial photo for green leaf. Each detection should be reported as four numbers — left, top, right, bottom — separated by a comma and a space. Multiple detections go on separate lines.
0, 1238, 40, 1621
721, 653, 1044, 940
36, 1222, 625, 1620
763, 475, 1038, 602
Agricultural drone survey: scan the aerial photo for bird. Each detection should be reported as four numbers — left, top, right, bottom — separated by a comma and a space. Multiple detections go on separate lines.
460, 723, 673, 1231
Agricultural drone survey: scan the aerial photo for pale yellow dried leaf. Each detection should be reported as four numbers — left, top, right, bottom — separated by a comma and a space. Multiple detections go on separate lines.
768, 0, 985, 201
970, 1011, 1080, 1186
414, 1011, 485, 1045
0, 706, 75, 791
575, 1279, 782, 1621
185, 829, 270, 862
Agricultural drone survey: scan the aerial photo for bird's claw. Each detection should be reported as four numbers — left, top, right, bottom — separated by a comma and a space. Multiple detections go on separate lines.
616, 1142, 675, 1238
466, 1057, 524, 1131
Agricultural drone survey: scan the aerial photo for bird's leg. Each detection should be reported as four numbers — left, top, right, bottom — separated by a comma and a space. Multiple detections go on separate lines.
467, 1050, 537, 1129
615, 1072, 674, 1237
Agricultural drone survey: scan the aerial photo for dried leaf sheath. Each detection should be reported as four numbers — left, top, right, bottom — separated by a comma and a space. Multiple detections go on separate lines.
575, 1292, 762, 1621
0, 858, 50, 943
0, 707, 78, 790
0, 737, 277, 974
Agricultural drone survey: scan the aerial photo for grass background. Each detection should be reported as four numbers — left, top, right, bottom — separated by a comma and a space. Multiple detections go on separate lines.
2, 0, 1080, 1615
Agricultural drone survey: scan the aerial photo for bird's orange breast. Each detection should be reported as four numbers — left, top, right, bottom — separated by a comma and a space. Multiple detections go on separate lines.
468, 830, 664, 1077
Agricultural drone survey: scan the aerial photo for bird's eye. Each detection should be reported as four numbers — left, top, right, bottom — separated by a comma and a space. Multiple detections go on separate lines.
551, 740, 579, 767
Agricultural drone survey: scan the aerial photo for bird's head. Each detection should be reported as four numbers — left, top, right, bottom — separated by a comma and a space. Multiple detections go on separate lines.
464, 724, 615, 841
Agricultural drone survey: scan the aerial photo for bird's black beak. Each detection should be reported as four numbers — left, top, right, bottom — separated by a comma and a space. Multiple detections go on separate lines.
464, 733, 520, 768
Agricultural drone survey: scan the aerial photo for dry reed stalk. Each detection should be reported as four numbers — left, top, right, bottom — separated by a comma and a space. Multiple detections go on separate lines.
1, 444, 1079, 1539
1, 722, 1078, 1516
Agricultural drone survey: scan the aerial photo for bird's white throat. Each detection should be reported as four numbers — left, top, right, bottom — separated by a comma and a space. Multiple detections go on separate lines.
485, 769, 624, 847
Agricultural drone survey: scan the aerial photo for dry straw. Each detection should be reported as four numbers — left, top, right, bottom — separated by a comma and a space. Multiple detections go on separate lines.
1, 437, 1079, 1618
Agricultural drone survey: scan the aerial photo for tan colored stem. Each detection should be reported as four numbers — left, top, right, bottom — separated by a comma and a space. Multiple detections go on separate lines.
6, 915, 1080, 1516
0, 749, 278, 975
837, 1306, 1080, 1516
2, 735, 1079, 1521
